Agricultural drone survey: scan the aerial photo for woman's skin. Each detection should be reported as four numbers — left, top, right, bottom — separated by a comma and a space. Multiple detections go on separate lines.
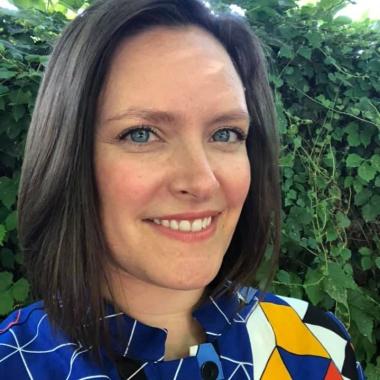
95, 26, 251, 360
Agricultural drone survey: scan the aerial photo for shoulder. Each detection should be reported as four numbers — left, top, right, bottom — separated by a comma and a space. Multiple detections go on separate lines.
0, 301, 47, 346
240, 289, 365, 380
0, 302, 80, 379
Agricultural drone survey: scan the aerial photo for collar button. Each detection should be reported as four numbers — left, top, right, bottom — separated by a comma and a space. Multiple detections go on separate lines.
201, 361, 219, 380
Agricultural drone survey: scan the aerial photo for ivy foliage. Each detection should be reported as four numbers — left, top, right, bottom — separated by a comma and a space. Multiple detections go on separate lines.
219, 0, 380, 376
0, 5, 68, 314
0, 0, 379, 377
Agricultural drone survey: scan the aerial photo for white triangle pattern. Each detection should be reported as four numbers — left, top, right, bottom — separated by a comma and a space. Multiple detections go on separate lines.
306, 323, 347, 371
246, 304, 276, 380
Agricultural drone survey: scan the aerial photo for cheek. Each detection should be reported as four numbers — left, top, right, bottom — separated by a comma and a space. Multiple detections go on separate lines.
95, 152, 161, 211
220, 154, 251, 208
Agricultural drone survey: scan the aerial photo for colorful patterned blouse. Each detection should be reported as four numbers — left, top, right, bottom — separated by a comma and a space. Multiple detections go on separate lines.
0, 288, 365, 379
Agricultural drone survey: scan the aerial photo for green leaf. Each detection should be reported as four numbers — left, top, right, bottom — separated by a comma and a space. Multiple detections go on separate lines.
0, 70, 17, 80
346, 153, 363, 168
352, 178, 363, 193
285, 67, 294, 75
343, 176, 353, 188
365, 363, 380, 380
359, 247, 372, 256
340, 248, 351, 261
358, 162, 376, 182
304, 268, 324, 305
289, 206, 313, 225
351, 306, 373, 341
8, 0, 46, 11
361, 256, 372, 271
354, 189, 371, 206
5, 210, 17, 231
0, 85, 9, 96
0, 225, 6, 246
15, 253, 24, 265
276, 270, 291, 284
323, 276, 348, 309
371, 154, 380, 171
8, 90, 32, 105
360, 127, 374, 148
324, 56, 337, 66
327, 262, 356, 289
278, 45, 294, 59
11, 278, 29, 302
0, 271, 13, 291
293, 136, 301, 148
280, 154, 294, 167
368, 195, 380, 218
326, 226, 338, 242
328, 73, 336, 83
345, 123, 360, 147
270, 75, 283, 88
306, 31, 322, 48
12, 105, 25, 122
0, 290, 13, 315
336, 211, 350, 228
298, 46, 312, 60
375, 257, 380, 269
0, 248, 15, 269
362, 203, 378, 222
334, 16, 352, 26
316, 94, 332, 108
0, 177, 18, 209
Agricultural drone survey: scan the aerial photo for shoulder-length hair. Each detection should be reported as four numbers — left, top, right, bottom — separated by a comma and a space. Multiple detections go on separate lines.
18, 0, 280, 356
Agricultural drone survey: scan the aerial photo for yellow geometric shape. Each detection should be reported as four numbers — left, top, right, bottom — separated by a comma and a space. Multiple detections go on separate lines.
261, 348, 292, 380
260, 302, 329, 358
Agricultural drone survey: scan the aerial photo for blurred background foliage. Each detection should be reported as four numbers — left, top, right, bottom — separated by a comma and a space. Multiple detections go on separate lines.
0, 0, 379, 377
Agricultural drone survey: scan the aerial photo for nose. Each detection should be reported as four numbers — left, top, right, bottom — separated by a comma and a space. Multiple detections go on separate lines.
169, 143, 220, 201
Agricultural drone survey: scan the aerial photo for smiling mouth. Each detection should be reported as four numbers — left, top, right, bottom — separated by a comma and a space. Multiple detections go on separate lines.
146, 216, 213, 233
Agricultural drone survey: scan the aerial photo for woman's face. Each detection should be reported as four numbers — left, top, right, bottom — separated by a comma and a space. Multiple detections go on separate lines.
95, 26, 251, 291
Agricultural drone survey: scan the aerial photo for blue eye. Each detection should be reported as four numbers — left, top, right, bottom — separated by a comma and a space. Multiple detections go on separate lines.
118, 126, 156, 144
213, 129, 230, 142
212, 128, 246, 143
130, 129, 150, 143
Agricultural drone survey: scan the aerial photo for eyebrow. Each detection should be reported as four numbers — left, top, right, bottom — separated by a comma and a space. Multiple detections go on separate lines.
104, 107, 250, 126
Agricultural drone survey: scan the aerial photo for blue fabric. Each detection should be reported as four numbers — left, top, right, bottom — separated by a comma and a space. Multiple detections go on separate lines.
277, 347, 330, 379
0, 289, 363, 379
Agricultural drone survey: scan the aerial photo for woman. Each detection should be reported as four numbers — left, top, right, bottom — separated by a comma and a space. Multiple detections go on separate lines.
0, 0, 364, 379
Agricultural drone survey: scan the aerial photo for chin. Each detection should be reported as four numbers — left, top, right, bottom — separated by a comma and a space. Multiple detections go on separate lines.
160, 266, 220, 291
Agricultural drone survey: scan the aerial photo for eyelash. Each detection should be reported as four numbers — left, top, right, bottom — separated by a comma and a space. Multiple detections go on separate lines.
117, 125, 158, 144
117, 125, 248, 145
212, 127, 248, 143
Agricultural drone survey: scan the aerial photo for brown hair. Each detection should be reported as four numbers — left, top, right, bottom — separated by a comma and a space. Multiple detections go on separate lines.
18, 0, 280, 356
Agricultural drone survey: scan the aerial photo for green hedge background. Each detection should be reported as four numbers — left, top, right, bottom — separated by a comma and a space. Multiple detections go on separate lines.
0, 0, 379, 377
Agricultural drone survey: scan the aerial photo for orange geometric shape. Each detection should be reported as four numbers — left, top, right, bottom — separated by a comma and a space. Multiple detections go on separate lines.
260, 302, 329, 358
261, 348, 292, 380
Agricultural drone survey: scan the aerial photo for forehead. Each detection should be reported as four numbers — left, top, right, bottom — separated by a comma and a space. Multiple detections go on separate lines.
98, 26, 247, 123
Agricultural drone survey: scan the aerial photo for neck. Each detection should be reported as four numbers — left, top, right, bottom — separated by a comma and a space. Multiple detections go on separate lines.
104, 269, 207, 360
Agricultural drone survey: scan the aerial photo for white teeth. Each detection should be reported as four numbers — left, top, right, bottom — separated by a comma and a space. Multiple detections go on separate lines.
162, 220, 170, 227
151, 216, 213, 232
178, 220, 191, 232
191, 219, 203, 232
170, 220, 179, 230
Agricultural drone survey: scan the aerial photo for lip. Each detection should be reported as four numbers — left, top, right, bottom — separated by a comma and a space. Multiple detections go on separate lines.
144, 213, 220, 243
